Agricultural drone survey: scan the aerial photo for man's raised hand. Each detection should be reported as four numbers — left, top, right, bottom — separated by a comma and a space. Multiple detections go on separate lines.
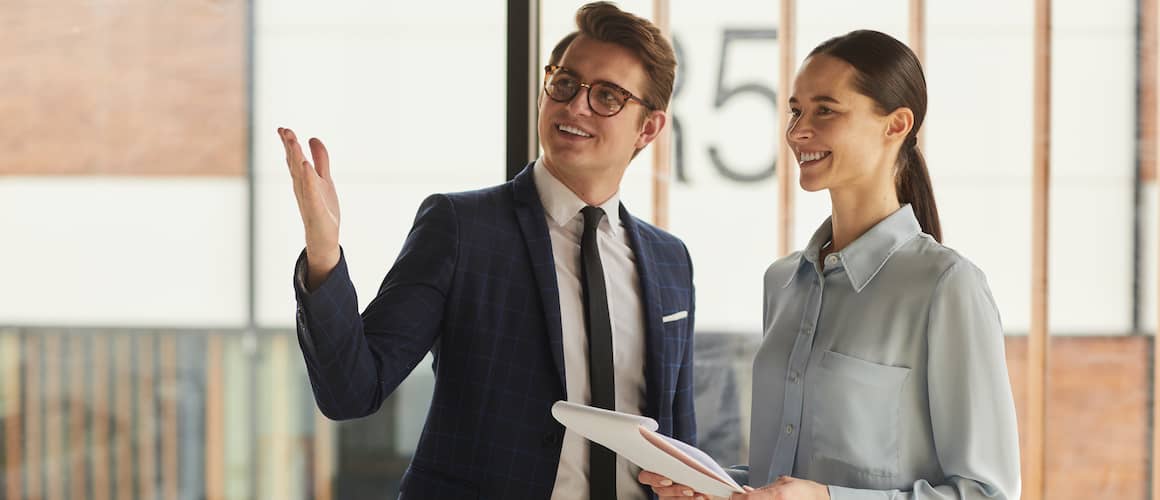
279, 127, 341, 289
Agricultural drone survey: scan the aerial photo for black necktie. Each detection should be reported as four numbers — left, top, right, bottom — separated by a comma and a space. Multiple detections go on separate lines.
580, 206, 616, 500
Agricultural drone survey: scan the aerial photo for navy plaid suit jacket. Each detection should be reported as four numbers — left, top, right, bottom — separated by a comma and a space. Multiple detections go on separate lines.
294, 164, 697, 499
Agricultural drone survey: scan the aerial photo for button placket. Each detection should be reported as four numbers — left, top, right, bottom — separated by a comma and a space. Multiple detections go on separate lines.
771, 271, 824, 477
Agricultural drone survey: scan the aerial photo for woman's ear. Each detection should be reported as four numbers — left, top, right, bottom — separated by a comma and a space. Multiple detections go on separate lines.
885, 107, 914, 143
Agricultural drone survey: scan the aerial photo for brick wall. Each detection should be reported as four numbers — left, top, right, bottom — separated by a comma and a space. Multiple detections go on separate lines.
1006, 336, 1150, 499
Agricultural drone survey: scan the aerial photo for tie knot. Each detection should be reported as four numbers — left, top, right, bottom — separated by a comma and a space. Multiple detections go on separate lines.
581, 206, 604, 231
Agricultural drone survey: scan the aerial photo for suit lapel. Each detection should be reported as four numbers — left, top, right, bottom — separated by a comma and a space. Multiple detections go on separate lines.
620, 205, 666, 419
511, 164, 568, 393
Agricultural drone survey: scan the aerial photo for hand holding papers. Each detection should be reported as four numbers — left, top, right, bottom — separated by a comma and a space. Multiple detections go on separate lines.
550, 401, 744, 498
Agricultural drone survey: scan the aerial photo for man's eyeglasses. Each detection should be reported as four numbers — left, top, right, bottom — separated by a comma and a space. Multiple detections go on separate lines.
543, 65, 654, 117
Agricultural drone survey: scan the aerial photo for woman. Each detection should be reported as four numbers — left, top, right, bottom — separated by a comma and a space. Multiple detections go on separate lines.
640, 30, 1020, 500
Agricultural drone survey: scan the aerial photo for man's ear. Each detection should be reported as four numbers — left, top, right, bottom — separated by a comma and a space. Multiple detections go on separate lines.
635, 110, 668, 150
885, 107, 914, 144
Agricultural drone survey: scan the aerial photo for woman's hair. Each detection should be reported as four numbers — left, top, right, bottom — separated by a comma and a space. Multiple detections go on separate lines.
809, 30, 941, 242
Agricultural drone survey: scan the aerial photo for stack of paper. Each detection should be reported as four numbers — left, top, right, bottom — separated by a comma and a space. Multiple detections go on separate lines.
551, 401, 744, 498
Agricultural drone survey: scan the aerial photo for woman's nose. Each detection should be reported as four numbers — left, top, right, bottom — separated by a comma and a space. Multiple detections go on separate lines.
787, 119, 812, 143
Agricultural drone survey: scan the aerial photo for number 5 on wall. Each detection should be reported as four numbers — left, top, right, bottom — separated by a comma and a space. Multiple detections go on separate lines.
708, 28, 780, 183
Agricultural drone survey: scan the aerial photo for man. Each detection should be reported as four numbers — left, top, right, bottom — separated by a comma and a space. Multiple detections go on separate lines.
278, 3, 695, 498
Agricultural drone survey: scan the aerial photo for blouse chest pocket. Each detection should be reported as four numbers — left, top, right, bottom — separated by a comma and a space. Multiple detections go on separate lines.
807, 350, 910, 483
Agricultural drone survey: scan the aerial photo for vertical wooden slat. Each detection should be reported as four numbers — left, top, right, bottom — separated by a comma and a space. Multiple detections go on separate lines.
1151, 0, 1160, 493
1146, 0, 1160, 497
313, 411, 334, 500
224, 337, 251, 500
92, 335, 110, 500
44, 335, 63, 500
2, 333, 22, 500
114, 335, 132, 500
777, 0, 796, 256
1028, 0, 1052, 498
205, 336, 225, 500
69, 336, 87, 500
26, 335, 43, 500
162, 335, 179, 500
263, 337, 292, 500
651, 0, 672, 230
908, 0, 925, 67
1142, 0, 1158, 184
138, 336, 157, 500
909, 0, 925, 149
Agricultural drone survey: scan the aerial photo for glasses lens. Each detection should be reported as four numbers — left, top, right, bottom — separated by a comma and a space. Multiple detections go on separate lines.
546, 70, 579, 102
589, 82, 627, 116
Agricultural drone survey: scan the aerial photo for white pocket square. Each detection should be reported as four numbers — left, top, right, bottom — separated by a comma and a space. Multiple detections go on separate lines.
662, 310, 688, 323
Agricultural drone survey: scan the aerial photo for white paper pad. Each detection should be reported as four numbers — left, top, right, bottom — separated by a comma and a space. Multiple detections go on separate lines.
551, 401, 744, 497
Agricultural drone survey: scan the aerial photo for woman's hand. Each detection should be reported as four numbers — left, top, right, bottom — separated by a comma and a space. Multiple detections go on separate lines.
729, 476, 829, 500
638, 470, 725, 500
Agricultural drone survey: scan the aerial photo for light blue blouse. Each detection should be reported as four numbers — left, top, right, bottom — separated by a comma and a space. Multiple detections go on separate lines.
748, 205, 1020, 499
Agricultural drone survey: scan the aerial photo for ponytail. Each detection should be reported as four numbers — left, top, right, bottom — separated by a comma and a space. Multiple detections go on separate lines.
896, 140, 941, 242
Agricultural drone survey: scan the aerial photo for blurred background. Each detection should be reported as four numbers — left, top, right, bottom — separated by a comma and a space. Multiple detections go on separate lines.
0, 0, 1154, 498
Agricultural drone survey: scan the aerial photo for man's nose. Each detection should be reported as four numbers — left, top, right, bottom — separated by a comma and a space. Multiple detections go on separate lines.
566, 85, 594, 116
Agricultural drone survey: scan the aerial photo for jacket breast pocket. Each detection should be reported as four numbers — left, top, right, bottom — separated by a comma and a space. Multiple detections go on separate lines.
807, 350, 910, 483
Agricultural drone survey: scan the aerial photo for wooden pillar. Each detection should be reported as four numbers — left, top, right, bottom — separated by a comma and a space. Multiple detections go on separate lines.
652, 0, 672, 229
1027, 0, 1052, 497
777, 0, 796, 256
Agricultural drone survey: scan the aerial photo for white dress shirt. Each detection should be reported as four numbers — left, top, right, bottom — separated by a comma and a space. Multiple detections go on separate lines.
535, 160, 648, 500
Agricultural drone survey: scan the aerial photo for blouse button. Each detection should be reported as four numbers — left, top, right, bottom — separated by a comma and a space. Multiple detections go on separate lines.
825, 254, 839, 266
785, 424, 794, 435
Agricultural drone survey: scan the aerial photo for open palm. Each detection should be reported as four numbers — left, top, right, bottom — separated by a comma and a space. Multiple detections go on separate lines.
279, 127, 341, 286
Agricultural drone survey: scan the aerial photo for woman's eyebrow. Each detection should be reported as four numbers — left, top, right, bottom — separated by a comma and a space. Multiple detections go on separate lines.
788, 95, 841, 104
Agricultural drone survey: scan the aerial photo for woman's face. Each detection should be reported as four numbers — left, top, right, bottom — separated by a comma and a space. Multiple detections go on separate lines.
786, 54, 903, 194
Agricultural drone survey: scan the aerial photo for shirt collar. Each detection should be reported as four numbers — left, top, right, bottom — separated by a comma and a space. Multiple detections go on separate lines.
533, 158, 622, 235
785, 204, 922, 292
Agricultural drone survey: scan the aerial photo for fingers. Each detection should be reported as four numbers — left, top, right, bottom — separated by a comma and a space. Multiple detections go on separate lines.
278, 127, 306, 170
638, 470, 674, 487
280, 128, 333, 210
278, 128, 330, 184
300, 159, 315, 190
653, 485, 704, 498
730, 486, 756, 499
637, 470, 707, 498
276, 127, 291, 158
652, 485, 706, 498
278, 128, 308, 196
309, 137, 331, 181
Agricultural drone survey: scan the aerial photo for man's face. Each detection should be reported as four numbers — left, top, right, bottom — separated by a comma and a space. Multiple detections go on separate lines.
538, 35, 661, 178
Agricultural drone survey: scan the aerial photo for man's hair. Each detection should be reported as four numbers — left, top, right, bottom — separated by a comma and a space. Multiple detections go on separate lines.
547, 2, 677, 113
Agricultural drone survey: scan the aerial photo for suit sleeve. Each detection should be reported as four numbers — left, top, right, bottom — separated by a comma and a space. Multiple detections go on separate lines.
293, 194, 459, 420
672, 242, 698, 446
